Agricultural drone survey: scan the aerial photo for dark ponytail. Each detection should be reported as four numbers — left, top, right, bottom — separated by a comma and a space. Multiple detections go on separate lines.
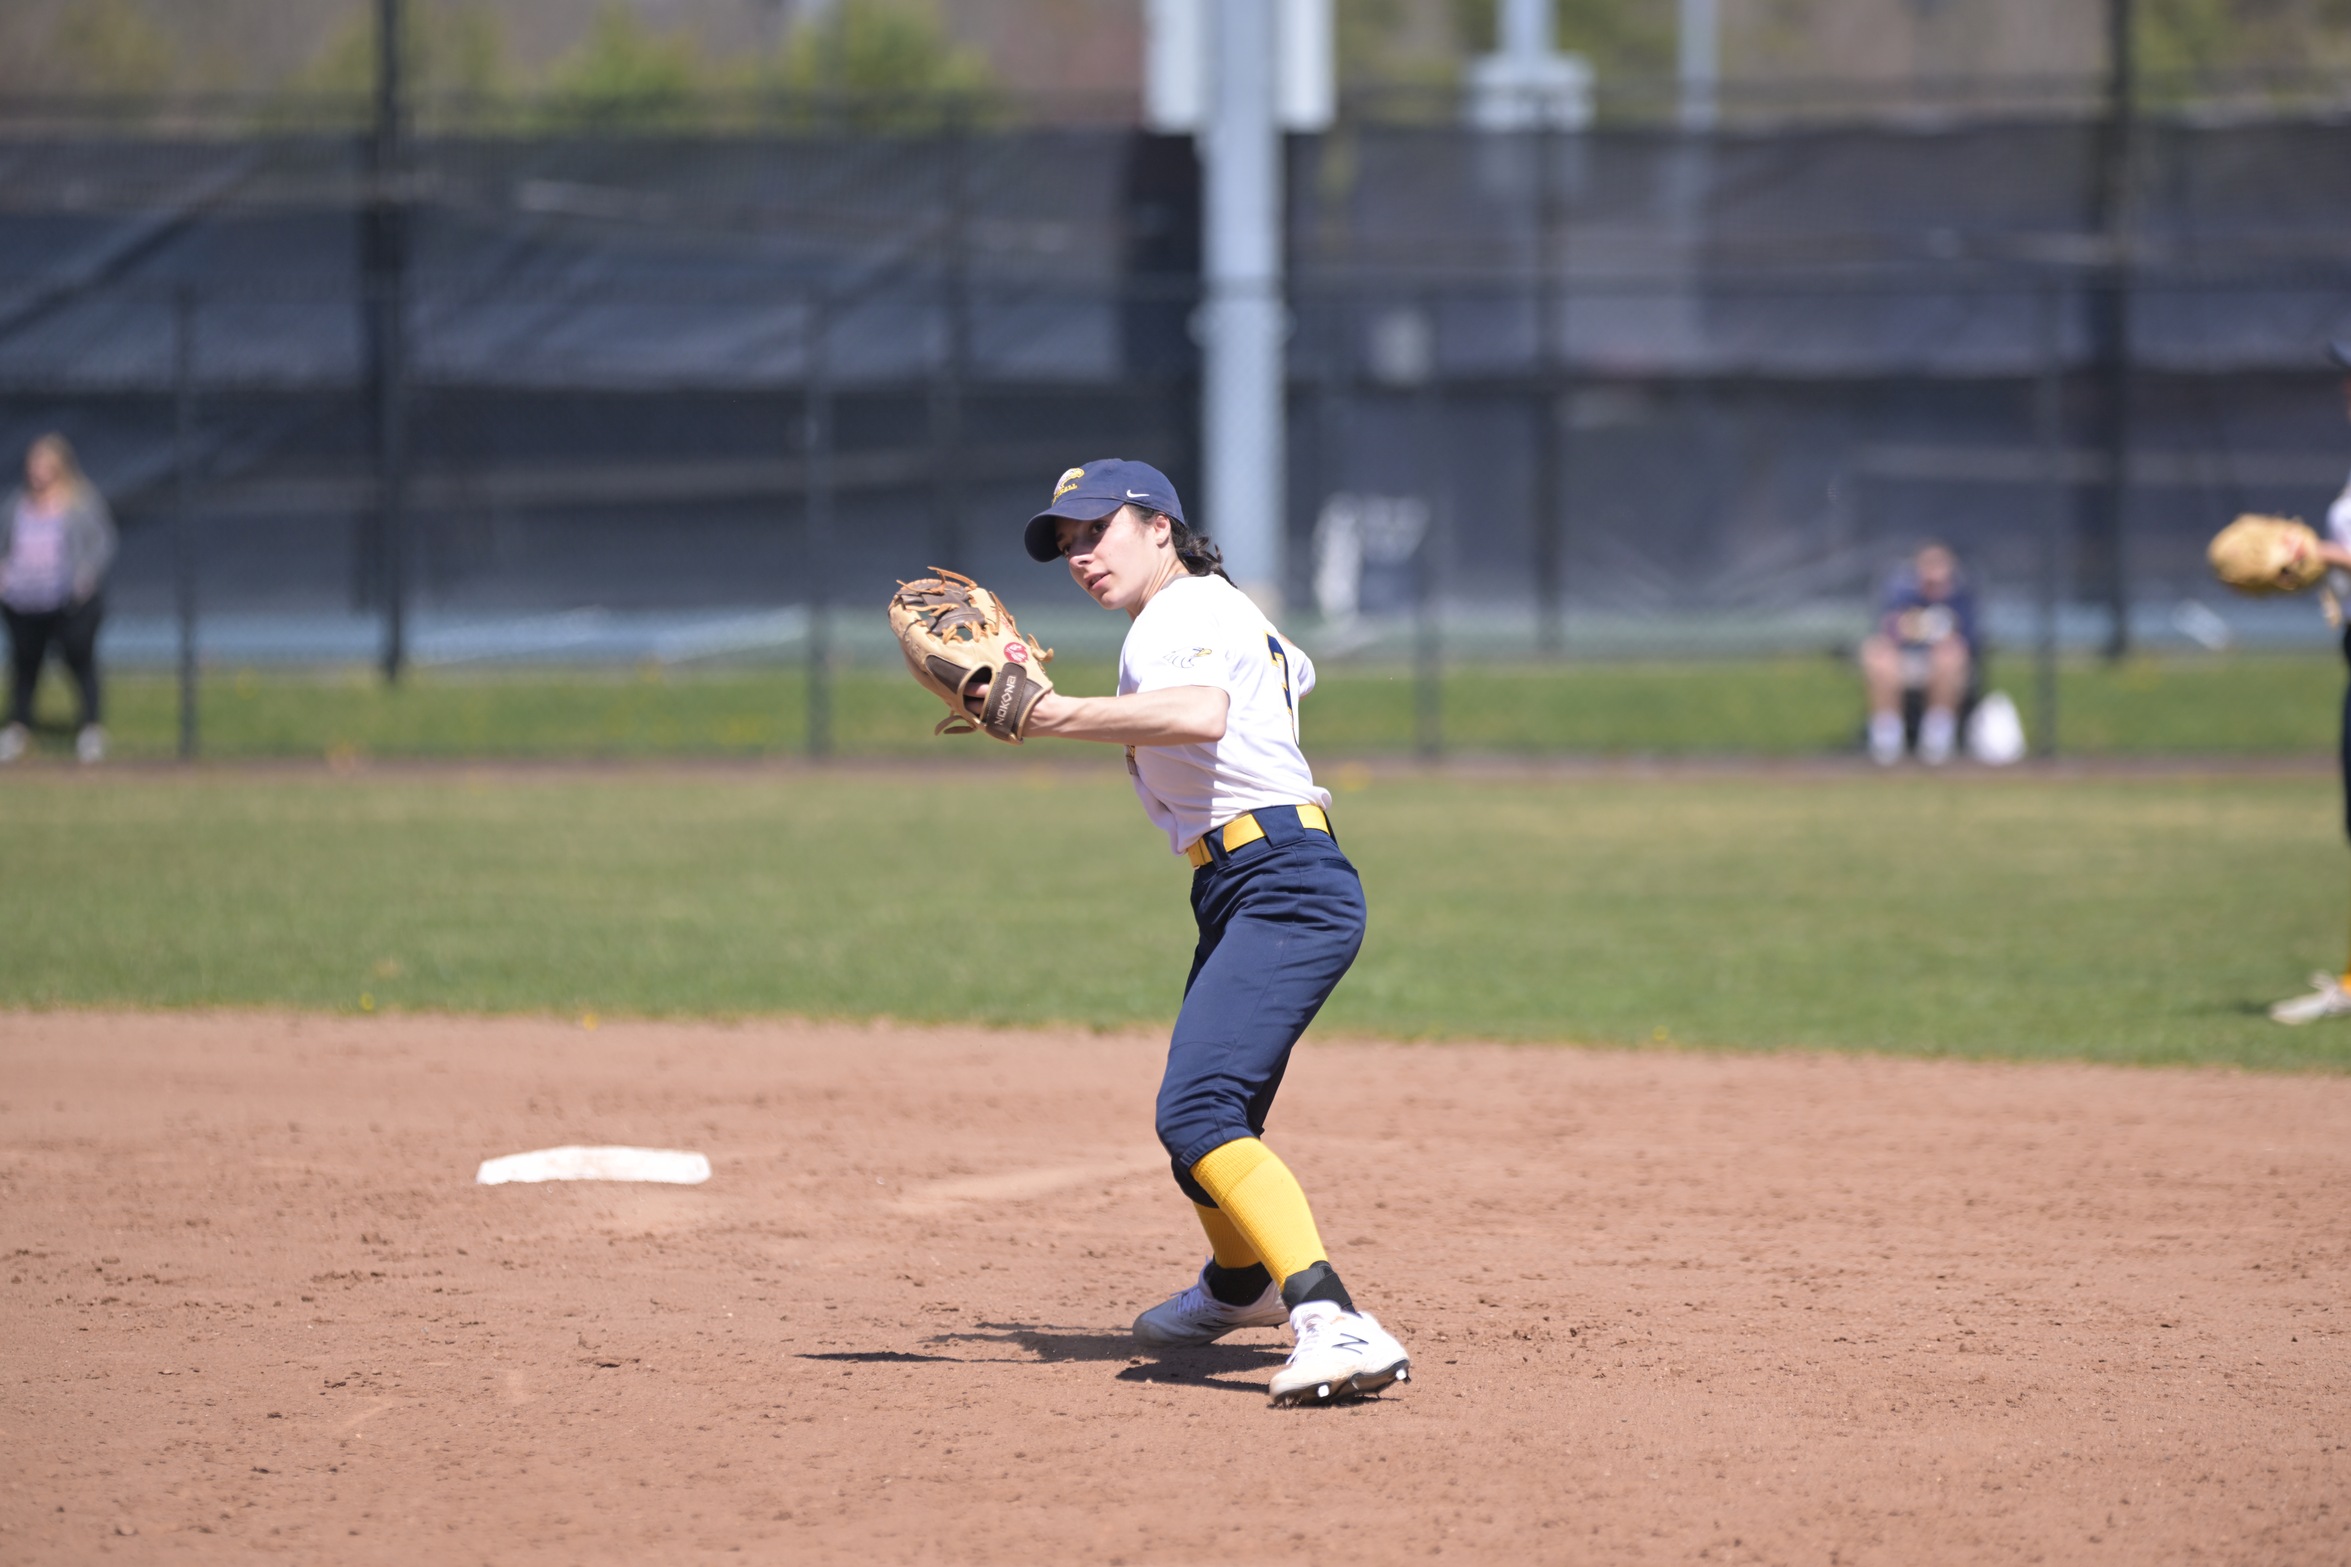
1163, 516, 1230, 582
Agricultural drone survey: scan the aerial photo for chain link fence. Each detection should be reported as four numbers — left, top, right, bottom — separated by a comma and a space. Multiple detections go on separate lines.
1, 98, 2347, 756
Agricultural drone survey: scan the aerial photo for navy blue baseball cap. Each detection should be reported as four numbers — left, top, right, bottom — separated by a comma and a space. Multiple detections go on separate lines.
1024, 458, 1187, 562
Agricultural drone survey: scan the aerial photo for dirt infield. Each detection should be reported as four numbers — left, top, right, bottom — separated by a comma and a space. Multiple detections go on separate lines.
6, 1013, 2348, 1565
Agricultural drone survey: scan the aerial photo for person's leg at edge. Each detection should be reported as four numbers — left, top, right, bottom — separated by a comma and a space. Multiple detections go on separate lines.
2273, 626, 2351, 1023
2340, 619, 2351, 986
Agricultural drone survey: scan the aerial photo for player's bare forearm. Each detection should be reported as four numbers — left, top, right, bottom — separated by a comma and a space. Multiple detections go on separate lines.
2322, 541, 2351, 571
1024, 687, 1229, 746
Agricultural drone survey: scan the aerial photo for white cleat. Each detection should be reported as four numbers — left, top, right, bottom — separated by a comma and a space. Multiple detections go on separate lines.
75, 724, 105, 764
1268, 1302, 1411, 1407
1867, 714, 1904, 767
2270, 972, 2351, 1025
1917, 709, 1957, 767
0, 723, 25, 763
1131, 1263, 1288, 1348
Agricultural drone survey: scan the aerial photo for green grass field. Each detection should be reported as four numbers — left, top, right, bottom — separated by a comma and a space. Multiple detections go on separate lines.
4, 767, 2346, 1071
11, 649, 2343, 761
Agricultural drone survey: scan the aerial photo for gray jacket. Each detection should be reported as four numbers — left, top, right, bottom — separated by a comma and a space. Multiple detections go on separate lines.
0, 483, 118, 607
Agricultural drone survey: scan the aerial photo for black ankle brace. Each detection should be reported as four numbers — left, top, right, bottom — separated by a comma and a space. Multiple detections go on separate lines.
1203, 1260, 1272, 1306
1279, 1260, 1354, 1314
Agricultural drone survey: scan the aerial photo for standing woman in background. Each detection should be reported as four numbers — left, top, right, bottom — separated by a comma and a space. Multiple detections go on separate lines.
0, 433, 118, 764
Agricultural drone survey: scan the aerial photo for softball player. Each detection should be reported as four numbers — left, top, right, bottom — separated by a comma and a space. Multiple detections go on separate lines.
1010, 457, 1410, 1405
2271, 339, 2351, 1024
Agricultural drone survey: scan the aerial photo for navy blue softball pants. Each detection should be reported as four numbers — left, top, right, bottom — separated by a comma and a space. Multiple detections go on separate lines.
1155, 803, 1367, 1206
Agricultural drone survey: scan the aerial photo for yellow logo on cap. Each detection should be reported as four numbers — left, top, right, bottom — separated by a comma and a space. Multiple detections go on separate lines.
1052, 466, 1085, 502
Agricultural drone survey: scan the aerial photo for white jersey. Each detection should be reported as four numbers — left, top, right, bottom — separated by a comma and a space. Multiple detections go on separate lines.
2328, 467, 2351, 604
3, 497, 70, 612
1118, 572, 1331, 856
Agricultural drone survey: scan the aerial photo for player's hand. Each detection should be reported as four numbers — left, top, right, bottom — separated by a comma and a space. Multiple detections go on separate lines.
886, 569, 1056, 744
969, 679, 1082, 739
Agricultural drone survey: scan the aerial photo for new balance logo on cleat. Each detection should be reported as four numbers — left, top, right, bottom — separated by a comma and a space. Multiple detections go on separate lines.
1268, 1303, 1411, 1407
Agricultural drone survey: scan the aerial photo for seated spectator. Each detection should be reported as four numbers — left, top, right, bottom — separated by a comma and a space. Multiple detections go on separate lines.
1861, 542, 1978, 766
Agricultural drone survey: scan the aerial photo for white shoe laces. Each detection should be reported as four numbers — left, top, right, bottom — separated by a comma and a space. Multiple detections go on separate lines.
1173, 1281, 1218, 1318
1288, 1302, 1344, 1352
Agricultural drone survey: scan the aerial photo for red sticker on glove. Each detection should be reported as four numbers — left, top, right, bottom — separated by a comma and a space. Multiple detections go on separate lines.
1004, 642, 1029, 664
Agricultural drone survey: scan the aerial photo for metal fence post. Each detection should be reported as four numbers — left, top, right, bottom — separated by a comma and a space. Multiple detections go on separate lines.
1414, 535, 1442, 758
172, 284, 199, 761
368, 0, 411, 683
1414, 296, 1443, 759
2035, 280, 2067, 760
805, 291, 834, 760
2088, 0, 2137, 660
930, 116, 969, 571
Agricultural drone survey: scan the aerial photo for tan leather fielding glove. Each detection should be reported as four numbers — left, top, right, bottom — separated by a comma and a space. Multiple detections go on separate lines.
887, 569, 1056, 743
2208, 513, 2326, 596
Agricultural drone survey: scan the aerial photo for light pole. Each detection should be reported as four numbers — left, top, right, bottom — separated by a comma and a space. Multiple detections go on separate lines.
1199, 0, 1286, 608
1679, 0, 1719, 131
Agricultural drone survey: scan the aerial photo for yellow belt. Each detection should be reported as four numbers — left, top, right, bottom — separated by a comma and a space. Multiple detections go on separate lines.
1185, 804, 1332, 868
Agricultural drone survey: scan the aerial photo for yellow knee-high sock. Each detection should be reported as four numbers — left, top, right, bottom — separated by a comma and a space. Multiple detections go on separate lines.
1193, 1203, 1263, 1270
1188, 1138, 1326, 1288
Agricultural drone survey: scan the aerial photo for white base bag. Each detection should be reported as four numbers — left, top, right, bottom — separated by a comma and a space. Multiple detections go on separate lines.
475, 1146, 711, 1186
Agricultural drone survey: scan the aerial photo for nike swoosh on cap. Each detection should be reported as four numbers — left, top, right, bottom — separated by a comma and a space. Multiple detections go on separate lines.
1128, 489, 1149, 498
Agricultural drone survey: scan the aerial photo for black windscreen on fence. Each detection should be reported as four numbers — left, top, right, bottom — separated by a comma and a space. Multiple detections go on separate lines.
0, 113, 2346, 656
